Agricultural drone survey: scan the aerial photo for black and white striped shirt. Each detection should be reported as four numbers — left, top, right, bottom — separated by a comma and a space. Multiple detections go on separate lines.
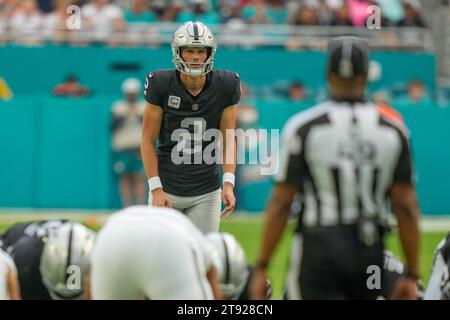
276, 100, 413, 228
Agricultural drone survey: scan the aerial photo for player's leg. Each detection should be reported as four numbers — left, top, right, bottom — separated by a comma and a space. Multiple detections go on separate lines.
140, 230, 214, 300
184, 189, 221, 233
148, 191, 190, 213
132, 173, 146, 205
128, 153, 146, 205
119, 174, 133, 208
114, 152, 134, 207
283, 233, 303, 300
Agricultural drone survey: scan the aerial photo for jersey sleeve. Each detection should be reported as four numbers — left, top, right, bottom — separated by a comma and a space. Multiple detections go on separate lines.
143, 71, 163, 107
275, 120, 306, 184
393, 130, 414, 185
227, 72, 241, 106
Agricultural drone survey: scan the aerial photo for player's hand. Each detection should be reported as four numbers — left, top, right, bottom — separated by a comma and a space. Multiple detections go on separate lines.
389, 277, 418, 300
151, 188, 172, 208
249, 269, 269, 300
221, 183, 235, 219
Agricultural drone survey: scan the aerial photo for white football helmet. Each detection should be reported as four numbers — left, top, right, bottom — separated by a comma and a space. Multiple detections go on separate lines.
171, 21, 217, 77
207, 232, 249, 299
40, 222, 96, 300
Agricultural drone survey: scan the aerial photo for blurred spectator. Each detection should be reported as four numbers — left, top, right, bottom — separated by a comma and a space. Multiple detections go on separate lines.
372, 0, 405, 25
0, 0, 21, 18
324, 0, 344, 11
151, 0, 183, 21
37, 0, 53, 12
111, 78, 146, 207
9, 0, 44, 42
264, 0, 288, 24
122, 0, 159, 46
288, 80, 308, 102
243, 0, 273, 24
292, 0, 335, 25
347, 0, 372, 27
124, 0, 158, 23
395, 79, 432, 106
397, 3, 426, 28
220, 0, 245, 24
290, 6, 319, 25
114, 0, 133, 10
81, 0, 126, 42
176, 0, 220, 24
405, 79, 430, 103
43, 0, 75, 42
52, 74, 91, 97
331, 4, 353, 26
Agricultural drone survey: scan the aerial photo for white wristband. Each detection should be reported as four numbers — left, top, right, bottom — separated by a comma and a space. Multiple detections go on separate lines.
222, 172, 235, 187
148, 176, 163, 192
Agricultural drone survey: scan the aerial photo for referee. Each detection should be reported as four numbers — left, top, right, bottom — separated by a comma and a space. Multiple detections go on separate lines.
250, 36, 421, 300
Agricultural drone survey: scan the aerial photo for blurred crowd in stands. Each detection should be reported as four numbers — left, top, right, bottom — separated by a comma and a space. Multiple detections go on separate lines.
0, 0, 432, 27
0, 0, 437, 47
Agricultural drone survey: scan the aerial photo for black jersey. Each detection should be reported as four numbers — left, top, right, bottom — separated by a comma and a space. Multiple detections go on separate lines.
0, 220, 67, 299
144, 69, 241, 196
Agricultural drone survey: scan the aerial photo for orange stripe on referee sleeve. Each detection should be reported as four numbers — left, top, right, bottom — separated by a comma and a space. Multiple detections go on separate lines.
376, 104, 404, 124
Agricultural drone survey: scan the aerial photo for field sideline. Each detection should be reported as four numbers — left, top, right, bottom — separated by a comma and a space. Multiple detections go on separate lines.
1, 209, 449, 299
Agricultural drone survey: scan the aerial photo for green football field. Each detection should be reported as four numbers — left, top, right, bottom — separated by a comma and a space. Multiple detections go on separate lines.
0, 213, 448, 299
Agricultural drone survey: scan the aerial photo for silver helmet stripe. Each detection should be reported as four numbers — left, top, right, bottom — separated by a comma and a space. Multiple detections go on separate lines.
221, 235, 231, 284
64, 223, 74, 282
193, 21, 199, 40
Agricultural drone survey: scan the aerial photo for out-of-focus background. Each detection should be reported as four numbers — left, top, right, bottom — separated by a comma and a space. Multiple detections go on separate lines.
0, 0, 449, 298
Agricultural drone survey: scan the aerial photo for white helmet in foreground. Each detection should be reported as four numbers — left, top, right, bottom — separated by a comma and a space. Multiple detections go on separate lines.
207, 232, 249, 299
171, 21, 217, 77
40, 222, 96, 300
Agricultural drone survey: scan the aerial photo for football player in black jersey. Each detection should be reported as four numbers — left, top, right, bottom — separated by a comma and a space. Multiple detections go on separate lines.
141, 21, 240, 233
0, 220, 95, 300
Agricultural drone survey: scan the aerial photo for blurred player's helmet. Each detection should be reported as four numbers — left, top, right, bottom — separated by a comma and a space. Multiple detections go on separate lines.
207, 232, 249, 299
40, 222, 96, 300
171, 21, 217, 77
121, 78, 141, 94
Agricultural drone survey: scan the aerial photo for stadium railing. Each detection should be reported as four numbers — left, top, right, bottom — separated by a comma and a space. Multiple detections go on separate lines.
0, 20, 433, 51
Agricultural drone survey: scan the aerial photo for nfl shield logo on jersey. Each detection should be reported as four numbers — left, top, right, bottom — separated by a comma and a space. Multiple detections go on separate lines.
168, 95, 181, 109
192, 104, 199, 111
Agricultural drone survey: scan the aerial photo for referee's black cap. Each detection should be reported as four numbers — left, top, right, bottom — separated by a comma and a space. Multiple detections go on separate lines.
327, 36, 370, 79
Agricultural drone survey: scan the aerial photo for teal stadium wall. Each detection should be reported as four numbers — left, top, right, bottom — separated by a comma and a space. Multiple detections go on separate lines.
0, 46, 448, 214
